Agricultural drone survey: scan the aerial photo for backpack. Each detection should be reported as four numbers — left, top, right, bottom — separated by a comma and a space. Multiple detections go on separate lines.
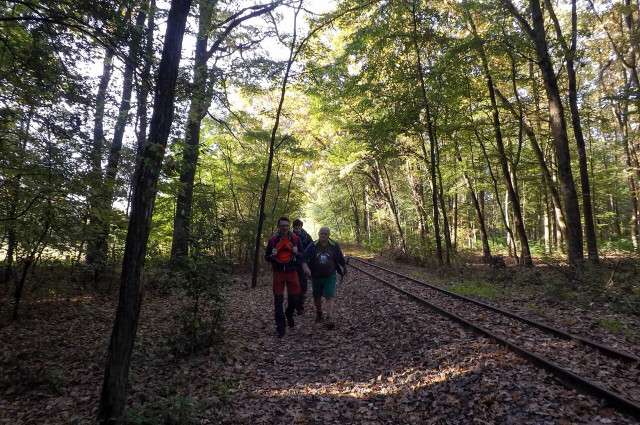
269, 232, 299, 266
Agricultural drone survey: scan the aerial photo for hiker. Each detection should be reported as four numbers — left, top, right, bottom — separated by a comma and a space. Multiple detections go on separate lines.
301, 226, 347, 330
292, 219, 313, 316
265, 217, 303, 338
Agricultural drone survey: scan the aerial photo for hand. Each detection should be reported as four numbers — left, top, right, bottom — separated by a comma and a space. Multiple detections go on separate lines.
292, 246, 298, 255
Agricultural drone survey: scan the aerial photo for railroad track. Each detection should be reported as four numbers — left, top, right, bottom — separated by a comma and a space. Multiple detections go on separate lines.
348, 256, 640, 420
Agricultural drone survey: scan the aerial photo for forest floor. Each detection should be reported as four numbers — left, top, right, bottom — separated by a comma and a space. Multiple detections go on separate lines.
0, 251, 639, 424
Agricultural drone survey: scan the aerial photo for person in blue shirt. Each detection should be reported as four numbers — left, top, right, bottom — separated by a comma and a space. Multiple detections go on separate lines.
301, 227, 347, 330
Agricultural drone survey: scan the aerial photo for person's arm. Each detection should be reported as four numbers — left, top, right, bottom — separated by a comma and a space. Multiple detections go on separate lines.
265, 238, 275, 262
302, 242, 314, 277
302, 263, 311, 278
335, 243, 347, 276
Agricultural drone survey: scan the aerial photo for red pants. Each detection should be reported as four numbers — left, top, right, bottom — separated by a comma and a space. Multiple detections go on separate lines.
272, 270, 300, 296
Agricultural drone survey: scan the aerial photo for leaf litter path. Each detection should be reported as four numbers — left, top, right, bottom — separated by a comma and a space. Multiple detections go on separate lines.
216, 271, 636, 424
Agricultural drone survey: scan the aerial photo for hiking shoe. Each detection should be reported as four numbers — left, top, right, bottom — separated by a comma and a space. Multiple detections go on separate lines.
315, 311, 323, 323
286, 313, 295, 328
277, 329, 285, 338
324, 316, 335, 330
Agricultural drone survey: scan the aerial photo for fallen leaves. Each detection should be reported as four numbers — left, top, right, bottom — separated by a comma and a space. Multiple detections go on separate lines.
1, 261, 638, 424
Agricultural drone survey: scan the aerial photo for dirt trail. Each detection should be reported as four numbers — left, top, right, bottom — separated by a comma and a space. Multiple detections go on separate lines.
213, 271, 634, 424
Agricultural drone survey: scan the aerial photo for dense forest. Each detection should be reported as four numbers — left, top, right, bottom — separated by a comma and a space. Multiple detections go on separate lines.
1, 0, 640, 422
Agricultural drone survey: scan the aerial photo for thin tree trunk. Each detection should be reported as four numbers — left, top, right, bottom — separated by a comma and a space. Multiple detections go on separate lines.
544, 188, 551, 254
98, 0, 192, 422
453, 193, 458, 250
363, 185, 371, 240
462, 169, 491, 261
406, 160, 427, 243
135, 0, 156, 154
476, 129, 519, 263
382, 162, 407, 254
436, 141, 451, 265
13, 220, 50, 320
171, 0, 216, 260
251, 2, 301, 288
90, 4, 151, 275
85, 49, 114, 269
410, 2, 443, 265
625, 140, 640, 251
363, 161, 406, 254
495, 87, 568, 245
466, 9, 532, 266
611, 94, 639, 250
345, 180, 362, 245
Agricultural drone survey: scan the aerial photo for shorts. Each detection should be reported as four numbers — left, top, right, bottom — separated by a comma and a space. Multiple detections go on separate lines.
312, 274, 336, 298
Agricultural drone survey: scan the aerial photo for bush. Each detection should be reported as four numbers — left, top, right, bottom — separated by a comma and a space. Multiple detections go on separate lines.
169, 254, 229, 356
147, 253, 229, 356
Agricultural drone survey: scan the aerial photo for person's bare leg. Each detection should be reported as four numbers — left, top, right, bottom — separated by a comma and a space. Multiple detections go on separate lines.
324, 297, 333, 318
314, 297, 323, 322
324, 297, 335, 329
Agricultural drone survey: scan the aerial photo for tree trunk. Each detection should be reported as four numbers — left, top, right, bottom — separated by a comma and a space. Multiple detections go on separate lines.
502, 0, 584, 265
476, 130, 519, 263
462, 169, 491, 261
467, 9, 532, 266
90, 4, 151, 277
495, 87, 568, 246
135, 0, 156, 155
251, 2, 300, 288
363, 185, 371, 240
172, 0, 283, 260
411, 2, 443, 265
345, 180, 362, 245
406, 160, 427, 243
544, 189, 551, 254
453, 193, 458, 250
171, 0, 215, 260
13, 220, 50, 320
97, 0, 191, 422
364, 160, 407, 254
545, 0, 598, 262
611, 92, 639, 250
625, 140, 640, 251
382, 162, 407, 254
85, 49, 114, 270
436, 141, 452, 265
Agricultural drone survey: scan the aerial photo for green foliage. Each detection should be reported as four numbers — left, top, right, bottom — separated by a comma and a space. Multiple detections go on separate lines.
596, 318, 625, 333
449, 275, 502, 299
151, 254, 228, 357
524, 302, 545, 315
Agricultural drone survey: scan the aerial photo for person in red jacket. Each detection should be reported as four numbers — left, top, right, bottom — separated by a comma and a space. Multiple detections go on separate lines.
265, 217, 303, 337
